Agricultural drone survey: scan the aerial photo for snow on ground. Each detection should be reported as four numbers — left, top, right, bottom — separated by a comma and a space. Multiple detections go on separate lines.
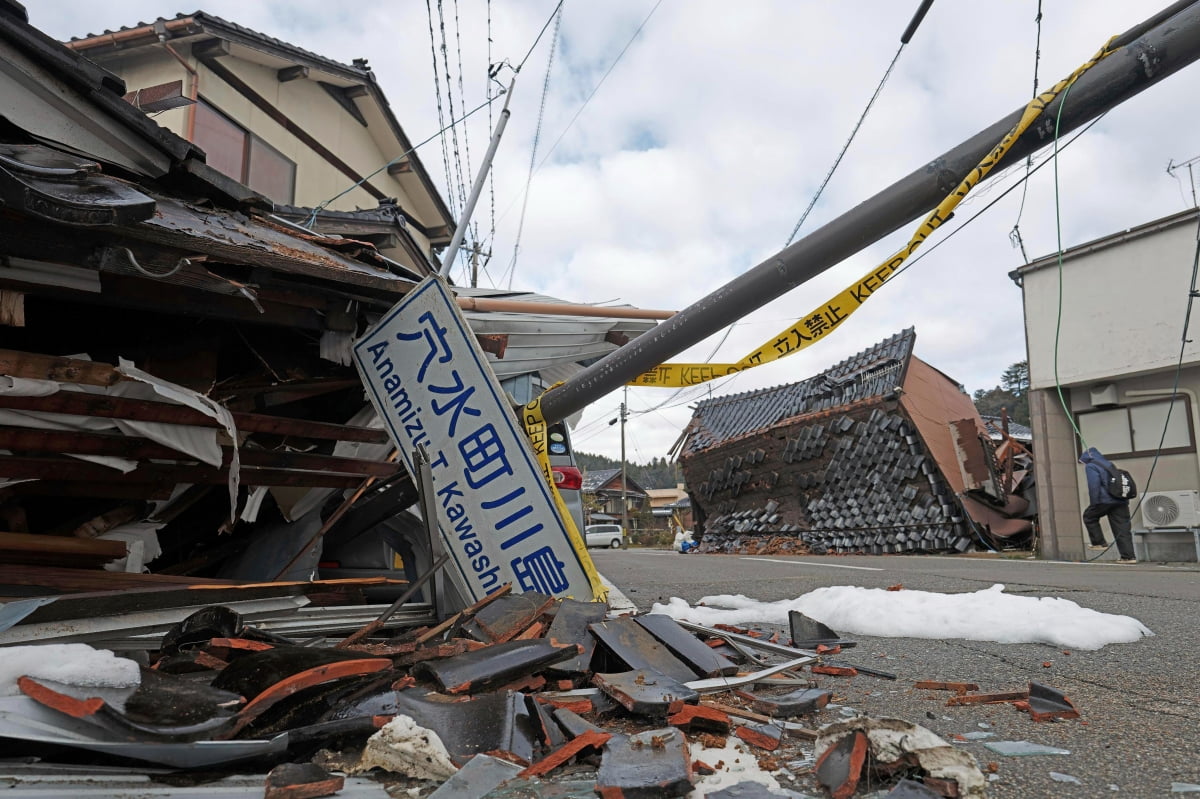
0, 643, 141, 696
651, 583, 1153, 650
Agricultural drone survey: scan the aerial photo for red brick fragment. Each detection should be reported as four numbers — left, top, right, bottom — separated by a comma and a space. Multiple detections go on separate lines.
668, 703, 731, 733
816, 644, 842, 655
923, 776, 961, 797
556, 679, 575, 691
264, 762, 344, 799
390, 675, 416, 690
192, 651, 229, 671
17, 677, 103, 718
1042, 661, 1053, 668
210, 637, 273, 652
489, 674, 547, 694
815, 730, 868, 799
518, 730, 612, 777
914, 680, 979, 695
693, 759, 717, 776
946, 690, 1029, 706
485, 749, 530, 767
537, 697, 592, 714
514, 621, 546, 640
886, 584, 904, 591
734, 723, 782, 751
812, 664, 857, 677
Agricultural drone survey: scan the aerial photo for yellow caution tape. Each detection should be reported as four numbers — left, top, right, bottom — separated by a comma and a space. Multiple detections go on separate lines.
628, 36, 1119, 389
521, 387, 608, 603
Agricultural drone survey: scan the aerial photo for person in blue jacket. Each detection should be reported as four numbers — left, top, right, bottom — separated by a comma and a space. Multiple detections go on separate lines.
1079, 447, 1136, 562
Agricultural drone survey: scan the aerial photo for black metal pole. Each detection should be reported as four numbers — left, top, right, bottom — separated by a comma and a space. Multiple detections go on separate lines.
540, 0, 1200, 425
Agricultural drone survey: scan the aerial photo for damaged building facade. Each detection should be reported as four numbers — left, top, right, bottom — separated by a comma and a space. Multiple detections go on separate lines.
678, 329, 1036, 554
0, 3, 653, 601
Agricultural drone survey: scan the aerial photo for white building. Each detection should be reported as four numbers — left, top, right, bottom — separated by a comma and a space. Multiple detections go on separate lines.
1013, 207, 1200, 561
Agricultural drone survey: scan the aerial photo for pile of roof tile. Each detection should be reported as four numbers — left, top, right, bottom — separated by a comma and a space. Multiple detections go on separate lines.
0, 583, 997, 798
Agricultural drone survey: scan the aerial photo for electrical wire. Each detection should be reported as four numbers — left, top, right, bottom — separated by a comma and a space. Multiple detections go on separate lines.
482, 0, 663, 250
1009, 0, 1044, 263
783, 43, 905, 247
504, 3, 564, 290
517, 0, 565, 72
425, 0, 458, 222
303, 95, 498, 228
437, 1, 470, 222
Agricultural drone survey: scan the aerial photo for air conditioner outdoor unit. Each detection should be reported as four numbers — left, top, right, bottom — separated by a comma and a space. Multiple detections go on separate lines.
1141, 490, 1200, 529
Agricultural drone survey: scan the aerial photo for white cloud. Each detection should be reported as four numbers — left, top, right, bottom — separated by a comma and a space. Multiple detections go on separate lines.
30, 1, 1200, 460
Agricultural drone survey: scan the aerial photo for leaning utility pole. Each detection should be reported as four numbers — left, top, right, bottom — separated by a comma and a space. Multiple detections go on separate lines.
619, 388, 629, 546
539, 0, 1200, 426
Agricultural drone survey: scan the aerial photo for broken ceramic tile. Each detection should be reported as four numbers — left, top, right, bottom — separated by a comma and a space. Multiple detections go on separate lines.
593, 669, 699, 718
412, 639, 576, 695
543, 599, 607, 674
635, 613, 738, 677
589, 618, 699, 682
596, 727, 693, 798
427, 753, 523, 798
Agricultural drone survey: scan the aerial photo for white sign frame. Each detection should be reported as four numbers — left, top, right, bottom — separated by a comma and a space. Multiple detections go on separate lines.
353, 277, 594, 602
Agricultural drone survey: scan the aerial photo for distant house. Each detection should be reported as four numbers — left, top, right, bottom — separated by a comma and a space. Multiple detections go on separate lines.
582, 468, 649, 520
980, 416, 1033, 445
676, 329, 1034, 553
1011, 207, 1200, 562
645, 485, 692, 530
64, 11, 455, 275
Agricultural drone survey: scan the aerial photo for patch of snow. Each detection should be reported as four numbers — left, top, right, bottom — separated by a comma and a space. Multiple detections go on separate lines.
687, 736, 788, 797
650, 583, 1152, 650
357, 715, 456, 780
0, 644, 140, 696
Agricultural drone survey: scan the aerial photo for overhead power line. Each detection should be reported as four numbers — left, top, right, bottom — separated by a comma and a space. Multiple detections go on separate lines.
783, 0, 935, 247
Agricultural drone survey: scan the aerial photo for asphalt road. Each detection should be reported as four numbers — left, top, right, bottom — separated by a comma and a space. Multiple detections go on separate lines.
593, 549, 1200, 798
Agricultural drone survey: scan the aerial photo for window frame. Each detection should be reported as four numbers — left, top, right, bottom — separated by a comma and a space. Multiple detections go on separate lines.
193, 98, 296, 204
1075, 396, 1195, 458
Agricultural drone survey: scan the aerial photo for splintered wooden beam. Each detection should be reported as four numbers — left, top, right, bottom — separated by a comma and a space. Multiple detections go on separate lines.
0, 348, 126, 387
0, 455, 369, 489
0, 532, 126, 568
0, 393, 388, 443
0, 426, 399, 477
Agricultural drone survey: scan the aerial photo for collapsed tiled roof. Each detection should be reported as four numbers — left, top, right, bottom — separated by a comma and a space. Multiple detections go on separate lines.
683, 328, 915, 454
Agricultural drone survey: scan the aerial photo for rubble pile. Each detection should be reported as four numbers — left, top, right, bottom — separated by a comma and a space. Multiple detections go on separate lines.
0, 585, 1046, 798
679, 330, 1036, 555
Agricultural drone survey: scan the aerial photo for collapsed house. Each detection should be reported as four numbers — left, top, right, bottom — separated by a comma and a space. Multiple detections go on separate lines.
0, 3, 654, 599
677, 329, 1036, 554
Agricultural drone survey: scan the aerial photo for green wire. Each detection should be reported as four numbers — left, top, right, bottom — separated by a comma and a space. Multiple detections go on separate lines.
1051, 79, 1087, 450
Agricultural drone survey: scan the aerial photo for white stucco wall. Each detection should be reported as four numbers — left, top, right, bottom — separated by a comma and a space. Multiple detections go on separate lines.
1021, 211, 1200, 391
91, 44, 442, 256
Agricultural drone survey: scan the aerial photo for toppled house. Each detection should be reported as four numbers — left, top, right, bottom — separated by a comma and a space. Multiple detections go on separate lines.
0, 3, 654, 601
676, 329, 1035, 554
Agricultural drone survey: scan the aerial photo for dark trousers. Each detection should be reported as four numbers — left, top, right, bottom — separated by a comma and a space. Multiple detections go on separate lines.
1083, 502, 1134, 559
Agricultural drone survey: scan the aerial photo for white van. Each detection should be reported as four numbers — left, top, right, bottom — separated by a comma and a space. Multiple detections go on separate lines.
585, 523, 627, 549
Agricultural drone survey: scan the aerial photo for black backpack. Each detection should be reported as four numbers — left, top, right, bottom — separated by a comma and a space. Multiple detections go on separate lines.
1102, 462, 1138, 500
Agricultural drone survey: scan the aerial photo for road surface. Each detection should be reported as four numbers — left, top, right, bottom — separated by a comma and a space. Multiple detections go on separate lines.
594, 549, 1200, 798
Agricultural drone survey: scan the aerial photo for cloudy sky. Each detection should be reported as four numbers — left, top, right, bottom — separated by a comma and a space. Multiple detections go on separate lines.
32, 1, 1200, 462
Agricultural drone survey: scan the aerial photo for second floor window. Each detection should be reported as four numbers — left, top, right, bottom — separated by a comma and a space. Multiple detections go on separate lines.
193, 99, 296, 204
